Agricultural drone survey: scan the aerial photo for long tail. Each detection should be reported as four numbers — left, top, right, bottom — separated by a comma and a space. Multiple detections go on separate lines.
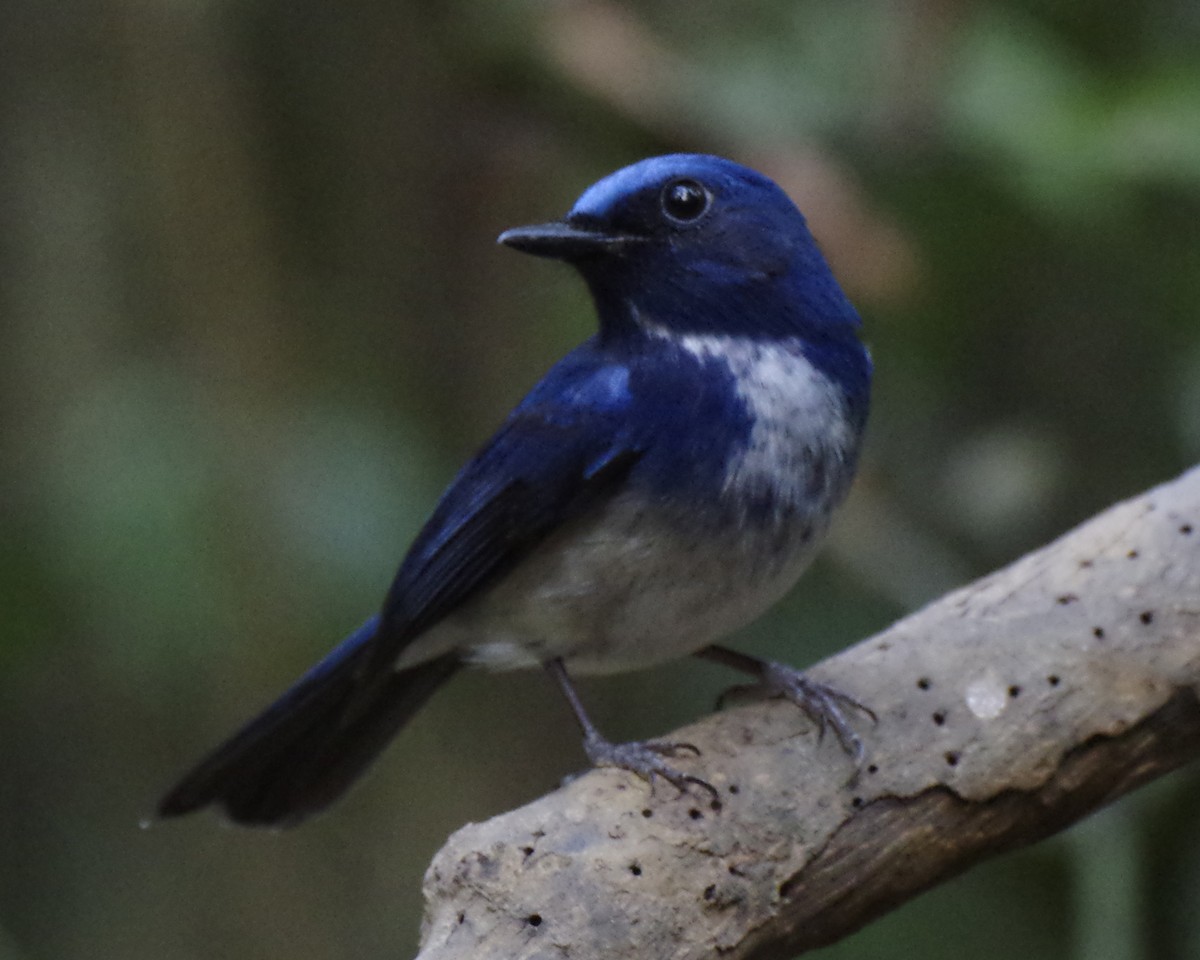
157, 617, 460, 827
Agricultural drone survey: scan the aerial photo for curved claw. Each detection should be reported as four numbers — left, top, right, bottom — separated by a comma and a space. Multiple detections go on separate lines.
666, 773, 721, 806
582, 734, 719, 804
763, 666, 874, 763
714, 658, 875, 766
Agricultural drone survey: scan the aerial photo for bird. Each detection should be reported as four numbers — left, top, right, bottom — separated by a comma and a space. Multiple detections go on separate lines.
157, 153, 873, 827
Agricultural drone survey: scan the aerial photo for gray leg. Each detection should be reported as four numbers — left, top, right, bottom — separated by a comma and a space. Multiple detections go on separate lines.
544, 658, 719, 803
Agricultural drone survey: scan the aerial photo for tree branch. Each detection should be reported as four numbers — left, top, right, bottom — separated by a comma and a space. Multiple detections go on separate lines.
414, 467, 1200, 959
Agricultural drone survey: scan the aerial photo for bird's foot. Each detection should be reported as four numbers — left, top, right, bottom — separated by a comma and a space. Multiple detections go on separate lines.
721, 662, 875, 764
582, 733, 720, 804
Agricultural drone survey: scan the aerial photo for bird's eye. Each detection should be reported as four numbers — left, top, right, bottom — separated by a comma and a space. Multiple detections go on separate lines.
660, 179, 711, 224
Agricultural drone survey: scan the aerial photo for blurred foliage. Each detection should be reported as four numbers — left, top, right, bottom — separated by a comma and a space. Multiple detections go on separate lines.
1, 0, 1198, 957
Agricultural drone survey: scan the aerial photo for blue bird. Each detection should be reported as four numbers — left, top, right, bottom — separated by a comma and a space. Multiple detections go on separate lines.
157, 154, 872, 826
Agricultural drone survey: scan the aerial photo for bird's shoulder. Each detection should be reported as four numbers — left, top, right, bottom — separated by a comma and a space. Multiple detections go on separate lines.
516, 334, 746, 435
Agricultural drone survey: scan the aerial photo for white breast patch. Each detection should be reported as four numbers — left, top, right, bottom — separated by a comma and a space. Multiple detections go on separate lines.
673, 333, 856, 508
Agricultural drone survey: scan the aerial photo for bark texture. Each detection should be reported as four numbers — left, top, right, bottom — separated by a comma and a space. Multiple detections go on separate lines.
415, 467, 1200, 959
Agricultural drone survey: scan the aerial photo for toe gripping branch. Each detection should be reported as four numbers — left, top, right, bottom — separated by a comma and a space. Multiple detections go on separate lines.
544, 644, 874, 807
544, 658, 721, 804
697, 645, 876, 764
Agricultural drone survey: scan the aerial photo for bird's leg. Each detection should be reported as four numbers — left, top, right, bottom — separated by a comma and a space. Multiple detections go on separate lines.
695, 645, 875, 763
544, 658, 719, 803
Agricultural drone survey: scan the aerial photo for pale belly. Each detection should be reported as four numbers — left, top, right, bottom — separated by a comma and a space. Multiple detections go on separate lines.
396, 493, 830, 675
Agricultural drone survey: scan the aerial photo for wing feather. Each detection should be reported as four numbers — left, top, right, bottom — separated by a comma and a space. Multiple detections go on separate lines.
368, 377, 642, 670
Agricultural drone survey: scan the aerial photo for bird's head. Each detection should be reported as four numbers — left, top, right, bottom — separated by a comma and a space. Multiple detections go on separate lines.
499, 154, 862, 344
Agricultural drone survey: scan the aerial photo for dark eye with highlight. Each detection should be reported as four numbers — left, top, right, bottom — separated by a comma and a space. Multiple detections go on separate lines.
660, 179, 711, 224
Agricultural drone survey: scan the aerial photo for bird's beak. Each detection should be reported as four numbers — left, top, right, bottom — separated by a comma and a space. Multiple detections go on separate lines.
497, 220, 633, 261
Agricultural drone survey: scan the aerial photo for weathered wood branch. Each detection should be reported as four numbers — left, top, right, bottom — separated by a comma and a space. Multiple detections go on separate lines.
414, 467, 1200, 960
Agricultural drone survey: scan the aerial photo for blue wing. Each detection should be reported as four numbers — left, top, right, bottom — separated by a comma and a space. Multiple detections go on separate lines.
366, 344, 641, 665
157, 343, 642, 824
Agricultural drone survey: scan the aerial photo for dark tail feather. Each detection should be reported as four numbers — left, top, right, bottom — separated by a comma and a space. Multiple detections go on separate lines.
157, 617, 461, 827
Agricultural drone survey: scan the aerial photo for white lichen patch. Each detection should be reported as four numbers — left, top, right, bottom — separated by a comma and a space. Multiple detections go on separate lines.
965, 672, 1008, 720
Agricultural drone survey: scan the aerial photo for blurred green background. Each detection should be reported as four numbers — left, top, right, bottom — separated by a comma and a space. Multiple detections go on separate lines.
2, 0, 1200, 957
